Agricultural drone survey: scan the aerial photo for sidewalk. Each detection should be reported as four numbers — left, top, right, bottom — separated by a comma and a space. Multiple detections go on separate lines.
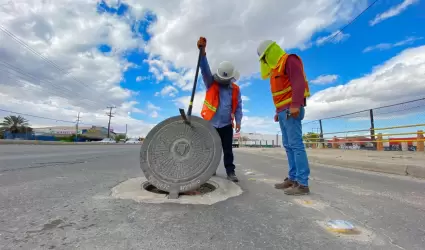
236, 147, 425, 178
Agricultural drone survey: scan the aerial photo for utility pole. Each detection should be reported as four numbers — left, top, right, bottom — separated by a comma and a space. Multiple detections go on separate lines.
106, 106, 116, 138
125, 124, 128, 139
75, 112, 81, 142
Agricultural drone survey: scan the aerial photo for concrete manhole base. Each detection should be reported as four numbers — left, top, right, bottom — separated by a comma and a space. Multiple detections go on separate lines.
110, 176, 243, 205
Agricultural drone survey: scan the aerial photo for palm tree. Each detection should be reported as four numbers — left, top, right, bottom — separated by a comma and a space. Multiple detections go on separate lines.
0, 115, 33, 138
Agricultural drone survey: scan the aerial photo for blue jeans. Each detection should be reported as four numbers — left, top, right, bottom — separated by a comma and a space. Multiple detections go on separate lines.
278, 107, 310, 186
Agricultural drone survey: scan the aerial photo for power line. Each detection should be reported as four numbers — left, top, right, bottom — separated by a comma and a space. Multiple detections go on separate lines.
323, 0, 380, 44
0, 107, 94, 126
0, 61, 105, 110
309, 97, 425, 121
0, 24, 117, 108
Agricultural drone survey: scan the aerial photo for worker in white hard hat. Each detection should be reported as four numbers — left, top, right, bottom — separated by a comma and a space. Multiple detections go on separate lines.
197, 36, 242, 183
257, 40, 311, 195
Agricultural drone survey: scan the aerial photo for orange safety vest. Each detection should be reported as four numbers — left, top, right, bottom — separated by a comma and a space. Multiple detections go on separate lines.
201, 82, 240, 127
270, 54, 310, 109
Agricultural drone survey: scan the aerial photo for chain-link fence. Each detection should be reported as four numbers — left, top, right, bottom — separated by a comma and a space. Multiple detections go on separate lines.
302, 98, 425, 151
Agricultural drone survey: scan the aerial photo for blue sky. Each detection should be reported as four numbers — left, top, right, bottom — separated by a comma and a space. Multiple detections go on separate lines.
0, 0, 424, 137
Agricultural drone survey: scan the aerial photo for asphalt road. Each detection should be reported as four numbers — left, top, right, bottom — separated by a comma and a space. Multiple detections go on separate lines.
0, 145, 424, 250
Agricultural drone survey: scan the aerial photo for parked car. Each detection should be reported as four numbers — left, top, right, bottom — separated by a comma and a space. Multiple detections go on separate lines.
125, 138, 140, 144
99, 138, 116, 144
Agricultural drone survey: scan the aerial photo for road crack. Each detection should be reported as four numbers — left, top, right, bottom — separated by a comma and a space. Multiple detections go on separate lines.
380, 229, 406, 250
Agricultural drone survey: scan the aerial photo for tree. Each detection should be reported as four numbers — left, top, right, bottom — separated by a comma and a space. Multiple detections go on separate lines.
303, 132, 320, 145
241, 136, 249, 142
60, 134, 77, 142
115, 134, 127, 143
0, 115, 33, 138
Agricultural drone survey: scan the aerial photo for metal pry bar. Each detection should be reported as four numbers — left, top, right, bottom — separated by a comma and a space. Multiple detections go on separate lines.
179, 46, 203, 124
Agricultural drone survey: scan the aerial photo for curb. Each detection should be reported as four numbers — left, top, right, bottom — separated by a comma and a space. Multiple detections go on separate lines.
405, 165, 425, 179
236, 148, 425, 179
307, 155, 408, 176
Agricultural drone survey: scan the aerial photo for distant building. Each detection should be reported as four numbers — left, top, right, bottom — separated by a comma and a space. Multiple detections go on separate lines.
33, 126, 116, 141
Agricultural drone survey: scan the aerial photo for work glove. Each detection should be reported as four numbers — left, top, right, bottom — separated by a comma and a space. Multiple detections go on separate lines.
197, 37, 207, 55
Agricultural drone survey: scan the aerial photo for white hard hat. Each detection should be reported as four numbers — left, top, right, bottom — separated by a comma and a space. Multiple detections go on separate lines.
257, 40, 274, 58
216, 61, 236, 80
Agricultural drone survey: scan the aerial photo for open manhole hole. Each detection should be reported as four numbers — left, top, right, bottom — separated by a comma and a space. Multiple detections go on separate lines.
142, 182, 217, 196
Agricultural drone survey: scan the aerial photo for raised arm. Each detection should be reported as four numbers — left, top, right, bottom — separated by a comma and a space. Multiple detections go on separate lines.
197, 37, 214, 89
199, 54, 214, 89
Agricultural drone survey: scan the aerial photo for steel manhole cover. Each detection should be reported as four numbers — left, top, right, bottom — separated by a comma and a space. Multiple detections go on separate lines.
140, 115, 222, 198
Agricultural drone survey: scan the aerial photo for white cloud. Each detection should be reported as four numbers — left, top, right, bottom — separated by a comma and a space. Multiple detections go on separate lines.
174, 92, 205, 116
242, 109, 250, 113
144, 58, 196, 91
128, 0, 368, 80
150, 110, 158, 118
173, 92, 279, 134
119, 101, 145, 114
363, 36, 423, 53
241, 116, 280, 134
147, 102, 160, 111
315, 31, 350, 46
136, 76, 150, 82
0, 0, 153, 136
143, 101, 160, 119
238, 82, 252, 89
241, 95, 250, 102
155, 85, 178, 97
310, 74, 339, 85
0, 94, 155, 137
305, 45, 425, 120
369, 0, 418, 26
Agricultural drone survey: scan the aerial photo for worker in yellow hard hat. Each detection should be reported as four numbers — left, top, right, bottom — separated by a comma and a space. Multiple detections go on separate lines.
257, 40, 311, 195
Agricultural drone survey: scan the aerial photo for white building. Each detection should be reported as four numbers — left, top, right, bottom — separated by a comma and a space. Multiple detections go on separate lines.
234, 132, 282, 147
33, 126, 116, 140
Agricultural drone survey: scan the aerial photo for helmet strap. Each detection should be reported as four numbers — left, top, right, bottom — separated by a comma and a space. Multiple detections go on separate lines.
213, 74, 231, 85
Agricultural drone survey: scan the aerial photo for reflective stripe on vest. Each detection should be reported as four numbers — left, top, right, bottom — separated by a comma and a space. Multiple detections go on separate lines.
270, 54, 310, 109
275, 89, 311, 108
272, 86, 292, 97
203, 100, 217, 112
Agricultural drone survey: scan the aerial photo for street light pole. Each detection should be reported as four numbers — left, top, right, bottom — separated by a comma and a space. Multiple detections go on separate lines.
277, 131, 281, 147
75, 112, 81, 142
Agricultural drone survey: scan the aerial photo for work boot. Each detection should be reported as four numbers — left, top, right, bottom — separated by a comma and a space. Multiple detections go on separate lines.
227, 172, 239, 182
284, 182, 310, 195
274, 177, 295, 189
